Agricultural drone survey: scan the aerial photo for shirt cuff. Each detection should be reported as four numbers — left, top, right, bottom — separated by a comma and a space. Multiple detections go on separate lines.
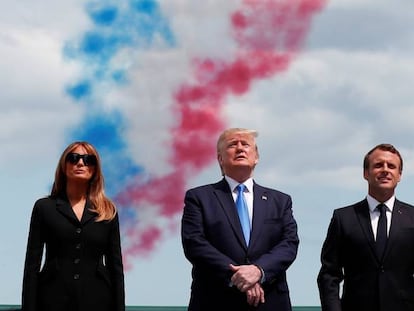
255, 264, 266, 284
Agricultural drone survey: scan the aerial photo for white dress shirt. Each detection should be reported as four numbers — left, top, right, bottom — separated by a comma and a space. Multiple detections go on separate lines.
366, 194, 394, 239
225, 176, 254, 227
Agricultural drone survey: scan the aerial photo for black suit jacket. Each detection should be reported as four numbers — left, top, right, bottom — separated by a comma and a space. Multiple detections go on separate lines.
181, 179, 299, 311
22, 195, 125, 311
317, 199, 414, 311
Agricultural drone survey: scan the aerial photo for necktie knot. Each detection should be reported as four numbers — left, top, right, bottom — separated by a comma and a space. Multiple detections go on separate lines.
237, 184, 246, 194
377, 203, 386, 215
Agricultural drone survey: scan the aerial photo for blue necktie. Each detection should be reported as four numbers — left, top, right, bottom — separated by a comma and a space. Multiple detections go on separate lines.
376, 204, 388, 259
236, 184, 250, 245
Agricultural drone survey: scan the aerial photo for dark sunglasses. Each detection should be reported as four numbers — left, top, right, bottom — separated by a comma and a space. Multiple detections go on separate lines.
65, 153, 97, 166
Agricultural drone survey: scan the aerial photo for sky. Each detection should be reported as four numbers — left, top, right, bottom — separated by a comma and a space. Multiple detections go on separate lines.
2, 0, 414, 307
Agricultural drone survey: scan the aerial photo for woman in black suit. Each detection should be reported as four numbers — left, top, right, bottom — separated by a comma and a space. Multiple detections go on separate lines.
22, 141, 125, 311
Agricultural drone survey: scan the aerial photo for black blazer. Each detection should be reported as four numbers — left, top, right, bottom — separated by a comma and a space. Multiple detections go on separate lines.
181, 179, 299, 311
317, 199, 414, 311
22, 195, 125, 311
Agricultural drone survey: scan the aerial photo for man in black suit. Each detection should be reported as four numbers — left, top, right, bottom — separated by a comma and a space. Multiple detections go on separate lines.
181, 128, 299, 311
318, 143, 414, 311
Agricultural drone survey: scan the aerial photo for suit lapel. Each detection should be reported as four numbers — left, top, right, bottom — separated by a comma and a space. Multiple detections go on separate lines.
56, 197, 79, 224
56, 196, 97, 225
214, 179, 247, 248
384, 200, 405, 261
354, 200, 377, 257
250, 183, 267, 247
354, 199, 408, 262
81, 200, 97, 225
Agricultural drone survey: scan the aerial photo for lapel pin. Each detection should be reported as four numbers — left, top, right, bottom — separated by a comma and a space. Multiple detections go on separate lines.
262, 195, 267, 200
398, 210, 402, 214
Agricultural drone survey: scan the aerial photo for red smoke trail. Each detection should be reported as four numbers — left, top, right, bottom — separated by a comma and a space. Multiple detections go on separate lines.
116, 0, 326, 263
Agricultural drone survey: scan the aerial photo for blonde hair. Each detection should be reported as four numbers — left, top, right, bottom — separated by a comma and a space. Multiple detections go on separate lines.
51, 141, 116, 221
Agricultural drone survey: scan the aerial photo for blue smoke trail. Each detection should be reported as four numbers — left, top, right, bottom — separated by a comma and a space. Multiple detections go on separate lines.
63, 0, 175, 200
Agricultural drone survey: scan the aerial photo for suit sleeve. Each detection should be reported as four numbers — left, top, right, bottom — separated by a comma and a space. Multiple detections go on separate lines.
22, 200, 45, 311
107, 213, 125, 311
317, 210, 343, 311
181, 189, 236, 284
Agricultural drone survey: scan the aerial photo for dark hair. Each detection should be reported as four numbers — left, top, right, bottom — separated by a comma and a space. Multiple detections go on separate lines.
363, 143, 403, 173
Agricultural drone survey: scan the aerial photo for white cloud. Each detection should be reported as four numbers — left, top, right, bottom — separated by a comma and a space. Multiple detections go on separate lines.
163, 0, 240, 59
224, 46, 414, 191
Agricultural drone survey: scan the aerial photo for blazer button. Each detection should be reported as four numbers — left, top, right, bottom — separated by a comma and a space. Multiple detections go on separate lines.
74, 274, 80, 280
74, 258, 81, 264
75, 243, 81, 249
76, 228, 82, 234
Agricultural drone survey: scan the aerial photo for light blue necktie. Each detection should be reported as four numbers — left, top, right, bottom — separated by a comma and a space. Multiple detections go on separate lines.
236, 184, 250, 245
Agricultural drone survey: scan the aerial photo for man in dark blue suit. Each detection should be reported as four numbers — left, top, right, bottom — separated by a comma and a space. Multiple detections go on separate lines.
181, 128, 299, 311
318, 143, 414, 311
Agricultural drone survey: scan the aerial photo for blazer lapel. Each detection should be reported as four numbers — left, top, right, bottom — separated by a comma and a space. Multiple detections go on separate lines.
354, 200, 377, 258
81, 200, 97, 225
56, 196, 97, 225
56, 197, 79, 224
214, 179, 247, 248
249, 183, 267, 247
383, 200, 406, 261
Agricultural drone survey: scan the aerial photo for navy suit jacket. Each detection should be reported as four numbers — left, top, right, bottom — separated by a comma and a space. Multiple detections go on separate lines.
318, 199, 414, 311
181, 178, 299, 311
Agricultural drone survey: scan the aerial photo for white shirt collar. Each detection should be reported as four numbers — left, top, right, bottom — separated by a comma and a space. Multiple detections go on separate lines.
366, 194, 395, 212
225, 176, 254, 193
